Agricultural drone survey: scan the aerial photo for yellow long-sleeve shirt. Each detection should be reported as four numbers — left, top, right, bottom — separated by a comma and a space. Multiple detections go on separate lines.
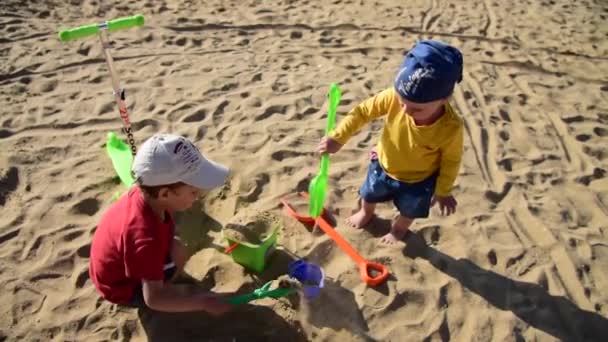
329, 88, 464, 196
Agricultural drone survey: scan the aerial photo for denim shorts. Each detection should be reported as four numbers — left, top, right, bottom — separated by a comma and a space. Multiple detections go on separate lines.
359, 159, 437, 218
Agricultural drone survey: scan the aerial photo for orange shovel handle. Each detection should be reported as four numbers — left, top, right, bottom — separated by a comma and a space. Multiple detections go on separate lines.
315, 217, 365, 263
280, 192, 325, 224
316, 217, 389, 286
280, 192, 389, 286
280, 194, 315, 224
224, 242, 239, 254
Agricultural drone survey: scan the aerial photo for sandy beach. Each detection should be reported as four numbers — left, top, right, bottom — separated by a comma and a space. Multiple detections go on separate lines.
1, 0, 607, 340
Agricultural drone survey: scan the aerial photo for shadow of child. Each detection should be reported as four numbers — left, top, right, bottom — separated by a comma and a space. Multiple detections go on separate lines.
138, 302, 307, 342
403, 231, 608, 341
298, 278, 372, 339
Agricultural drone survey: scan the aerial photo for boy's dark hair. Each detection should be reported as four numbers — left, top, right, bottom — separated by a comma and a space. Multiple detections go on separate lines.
136, 179, 186, 198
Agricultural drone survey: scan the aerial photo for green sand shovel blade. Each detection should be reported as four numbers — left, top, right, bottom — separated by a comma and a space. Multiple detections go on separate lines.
309, 83, 341, 218
225, 281, 295, 305
308, 156, 328, 218
106, 132, 135, 188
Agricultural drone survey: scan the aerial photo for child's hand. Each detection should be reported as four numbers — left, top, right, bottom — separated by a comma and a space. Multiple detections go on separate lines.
432, 195, 457, 216
317, 136, 343, 154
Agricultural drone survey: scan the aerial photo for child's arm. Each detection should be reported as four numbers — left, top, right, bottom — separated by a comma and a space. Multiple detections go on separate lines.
124, 234, 232, 314
435, 125, 464, 197
328, 88, 393, 145
142, 279, 233, 314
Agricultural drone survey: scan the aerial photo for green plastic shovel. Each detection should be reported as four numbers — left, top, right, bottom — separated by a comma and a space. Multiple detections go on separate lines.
106, 132, 135, 188
225, 281, 295, 305
308, 83, 341, 218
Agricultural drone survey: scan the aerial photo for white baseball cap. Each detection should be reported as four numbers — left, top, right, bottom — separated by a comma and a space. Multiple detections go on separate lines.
132, 134, 229, 189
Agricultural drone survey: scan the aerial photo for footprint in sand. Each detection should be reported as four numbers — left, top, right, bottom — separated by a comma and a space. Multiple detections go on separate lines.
271, 150, 308, 162
75, 268, 90, 288
212, 100, 230, 124
256, 104, 288, 121
70, 198, 101, 216
0, 166, 19, 206
487, 249, 498, 266
182, 109, 207, 123
419, 225, 441, 245
37, 80, 58, 93
593, 127, 608, 137
238, 173, 270, 203
76, 243, 91, 258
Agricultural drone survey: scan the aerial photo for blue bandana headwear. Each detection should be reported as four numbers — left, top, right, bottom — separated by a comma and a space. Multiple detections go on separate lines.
394, 40, 463, 103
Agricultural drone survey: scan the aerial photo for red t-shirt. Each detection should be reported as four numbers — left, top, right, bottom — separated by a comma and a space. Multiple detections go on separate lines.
89, 186, 174, 304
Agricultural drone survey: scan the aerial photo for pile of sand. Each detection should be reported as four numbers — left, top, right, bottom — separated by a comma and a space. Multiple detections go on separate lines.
223, 210, 281, 245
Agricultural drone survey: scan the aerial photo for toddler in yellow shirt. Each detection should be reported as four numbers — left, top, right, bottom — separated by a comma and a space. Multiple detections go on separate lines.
317, 40, 464, 244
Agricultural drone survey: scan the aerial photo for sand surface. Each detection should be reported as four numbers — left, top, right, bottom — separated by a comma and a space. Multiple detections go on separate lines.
223, 210, 280, 245
1, 0, 608, 341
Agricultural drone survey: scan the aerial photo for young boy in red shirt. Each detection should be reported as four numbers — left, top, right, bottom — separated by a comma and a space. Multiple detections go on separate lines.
318, 40, 465, 245
90, 133, 232, 314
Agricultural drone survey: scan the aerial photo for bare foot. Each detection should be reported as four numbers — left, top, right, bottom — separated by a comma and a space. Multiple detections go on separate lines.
380, 215, 414, 245
346, 208, 374, 228
380, 229, 408, 245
